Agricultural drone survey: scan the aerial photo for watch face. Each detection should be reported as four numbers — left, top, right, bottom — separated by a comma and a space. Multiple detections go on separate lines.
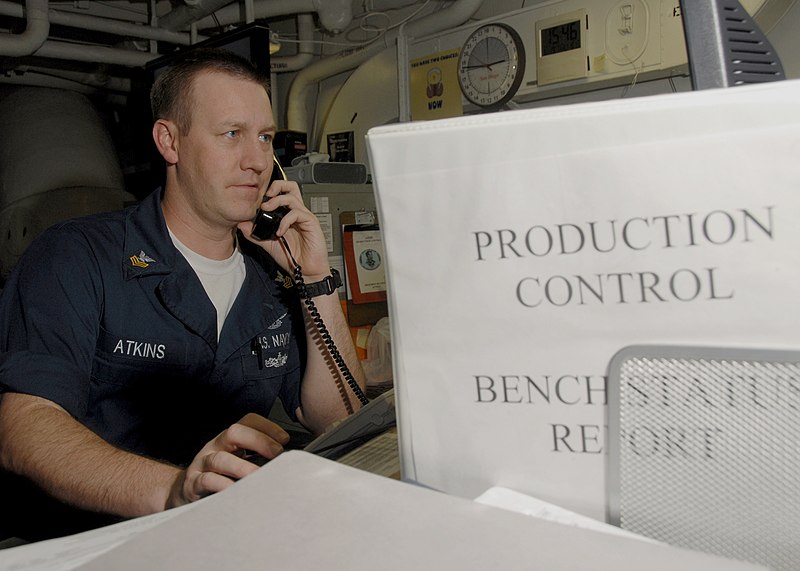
458, 23, 526, 108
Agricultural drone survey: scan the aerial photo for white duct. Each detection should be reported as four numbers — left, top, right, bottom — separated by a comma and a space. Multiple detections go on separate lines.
34, 41, 156, 67
0, 88, 129, 278
0, 66, 132, 92
0, 0, 176, 65
286, 0, 486, 134
189, 0, 354, 34
313, 0, 353, 32
402, 0, 485, 39
157, 0, 238, 31
271, 13, 315, 73
751, 0, 797, 31
0, 69, 132, 95
0, 0, 328, 75
49, 8, 194, 45
0, 0, 49, 57
0, 88, 126, 208
0, 1, 196, 45
0, 72, 100, 94
368, 0, 428, 10
0, 0, 470, 95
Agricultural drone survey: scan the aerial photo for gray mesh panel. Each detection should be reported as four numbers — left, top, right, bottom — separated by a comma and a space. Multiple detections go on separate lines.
609, 348, 800, 571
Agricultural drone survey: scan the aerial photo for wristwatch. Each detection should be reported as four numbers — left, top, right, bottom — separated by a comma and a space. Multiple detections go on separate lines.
303, 268, 342, 298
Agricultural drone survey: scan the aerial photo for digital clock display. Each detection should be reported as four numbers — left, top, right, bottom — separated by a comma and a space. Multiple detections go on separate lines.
540, 20, 581, 57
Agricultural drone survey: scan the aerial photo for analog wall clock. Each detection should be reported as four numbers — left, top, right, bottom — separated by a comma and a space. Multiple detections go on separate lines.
457, 22, 526, 108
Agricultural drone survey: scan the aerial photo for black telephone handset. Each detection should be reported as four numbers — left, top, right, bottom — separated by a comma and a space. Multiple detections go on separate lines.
251, 157, 369, 410
251, 158, 291, 241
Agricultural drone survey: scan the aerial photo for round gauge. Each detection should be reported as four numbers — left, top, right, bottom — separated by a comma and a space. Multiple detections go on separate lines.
458, 23, 526, 108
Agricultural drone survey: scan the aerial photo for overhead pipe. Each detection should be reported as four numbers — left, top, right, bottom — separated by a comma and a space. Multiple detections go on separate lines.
368, 0, 430, 10
286, 0, 485, 136
0, 70, 100, 93
156, 0, 238, 31
45, 7, 197, 45
0, 0, 49, 57
0, 66, 131, 94
190, 0, 353, 34
0, 7, 314, 88
285, 41, 386, 134
0, 0, 413, 89
270, 13, 315, 73
34, 41, 156, 67
0, 0, 341, 73
0, 0, 196, 64
0, 2, 197, 45
752, 0, 797, 32
401, 0, 485, 39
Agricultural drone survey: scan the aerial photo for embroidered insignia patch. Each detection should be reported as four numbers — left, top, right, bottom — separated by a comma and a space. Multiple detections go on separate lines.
267, 312, 288, 330
130, 250, 156, 268
274, 271, 294, 289
264, 352, 288, 368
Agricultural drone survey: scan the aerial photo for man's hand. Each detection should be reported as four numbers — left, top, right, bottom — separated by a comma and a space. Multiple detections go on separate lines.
238, 178, 330, 280
167, 413, 289, 508
239, 174, 367, 436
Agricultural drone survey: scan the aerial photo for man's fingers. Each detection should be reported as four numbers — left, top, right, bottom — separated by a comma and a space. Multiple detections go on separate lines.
238, 413, 290, 445
200, 450, 259, 480
190, 469, 236, 500
212, 416, 288, 462
178, 415, 290, 506
184, 450, 259, 502
266, 179, 302, 200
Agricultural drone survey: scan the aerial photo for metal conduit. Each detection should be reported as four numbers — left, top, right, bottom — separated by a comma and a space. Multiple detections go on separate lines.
0, 1, 196, 45
286, 0, 485, 134
0, 0, 49, 57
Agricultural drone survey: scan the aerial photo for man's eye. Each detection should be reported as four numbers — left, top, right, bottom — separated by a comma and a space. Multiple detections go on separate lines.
224, 130, 238, 138
259, 133, 273, 144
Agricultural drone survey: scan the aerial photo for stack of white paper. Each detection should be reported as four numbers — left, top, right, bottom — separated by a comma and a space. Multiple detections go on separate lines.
5, 452, 756, 571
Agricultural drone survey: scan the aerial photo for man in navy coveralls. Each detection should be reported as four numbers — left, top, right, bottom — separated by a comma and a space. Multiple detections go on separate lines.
0, 48, 366, 540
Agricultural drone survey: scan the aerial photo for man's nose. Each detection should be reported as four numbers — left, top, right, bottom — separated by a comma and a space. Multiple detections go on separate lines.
241, 139, 270, 172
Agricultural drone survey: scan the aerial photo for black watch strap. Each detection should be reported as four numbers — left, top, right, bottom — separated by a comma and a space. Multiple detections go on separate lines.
303, 268, 342, 298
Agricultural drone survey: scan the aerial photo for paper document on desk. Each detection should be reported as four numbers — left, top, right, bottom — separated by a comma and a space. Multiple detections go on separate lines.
474, 486, 657, 543
0, 502, 196, 571
68, 451, 763, 571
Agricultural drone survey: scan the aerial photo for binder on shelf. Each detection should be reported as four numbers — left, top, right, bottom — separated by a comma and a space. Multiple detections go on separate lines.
342, 224, 387, 305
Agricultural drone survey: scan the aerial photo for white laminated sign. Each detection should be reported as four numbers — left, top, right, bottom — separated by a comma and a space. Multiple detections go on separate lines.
366, 79, 800, 520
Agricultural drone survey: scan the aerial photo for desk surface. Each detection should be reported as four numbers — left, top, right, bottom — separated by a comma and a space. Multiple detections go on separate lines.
336, 428, 400, 479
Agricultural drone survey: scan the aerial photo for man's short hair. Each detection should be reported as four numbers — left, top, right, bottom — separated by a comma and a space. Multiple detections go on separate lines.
150, 47, 271, 135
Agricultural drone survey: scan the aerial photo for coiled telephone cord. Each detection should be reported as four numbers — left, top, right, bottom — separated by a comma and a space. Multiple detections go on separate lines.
279, 236, 369, 408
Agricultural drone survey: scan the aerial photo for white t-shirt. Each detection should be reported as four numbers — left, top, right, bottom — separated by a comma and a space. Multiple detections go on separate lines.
169, 229, 246, 340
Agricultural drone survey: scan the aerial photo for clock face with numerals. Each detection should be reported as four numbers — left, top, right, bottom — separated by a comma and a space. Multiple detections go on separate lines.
457, 23, 526, 108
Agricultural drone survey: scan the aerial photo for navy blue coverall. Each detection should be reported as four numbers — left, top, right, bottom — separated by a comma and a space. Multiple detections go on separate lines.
0, 189, 306, 539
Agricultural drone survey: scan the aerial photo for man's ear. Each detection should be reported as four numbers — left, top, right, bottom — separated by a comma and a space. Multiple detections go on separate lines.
152, 119, 179, 165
